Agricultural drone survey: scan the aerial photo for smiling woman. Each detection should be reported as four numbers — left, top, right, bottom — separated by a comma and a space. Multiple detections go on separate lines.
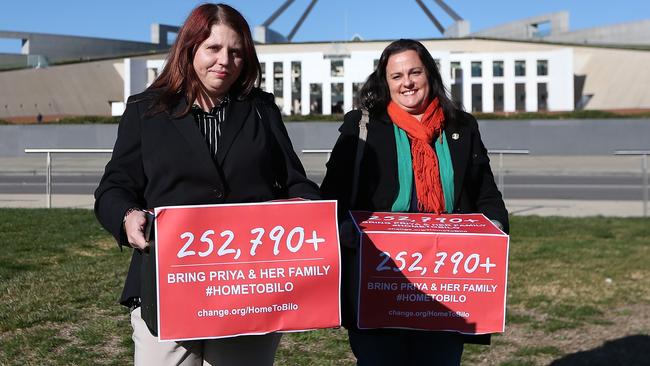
385, 50, 431, 117
321, 39, 508, 365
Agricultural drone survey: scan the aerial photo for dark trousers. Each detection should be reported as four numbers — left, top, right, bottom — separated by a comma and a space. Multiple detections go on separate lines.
348, 328, 464, 366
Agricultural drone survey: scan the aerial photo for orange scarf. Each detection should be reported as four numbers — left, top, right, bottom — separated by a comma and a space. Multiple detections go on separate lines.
387, 98, 445, 213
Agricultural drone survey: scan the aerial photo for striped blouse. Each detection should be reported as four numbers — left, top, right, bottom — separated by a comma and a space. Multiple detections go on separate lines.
191, 95, 230, 159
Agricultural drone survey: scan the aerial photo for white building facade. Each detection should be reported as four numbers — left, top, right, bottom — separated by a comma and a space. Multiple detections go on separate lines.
119, 42, 574, 116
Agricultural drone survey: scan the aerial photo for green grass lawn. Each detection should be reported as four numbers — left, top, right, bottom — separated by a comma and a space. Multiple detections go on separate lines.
1, 209, 648, 365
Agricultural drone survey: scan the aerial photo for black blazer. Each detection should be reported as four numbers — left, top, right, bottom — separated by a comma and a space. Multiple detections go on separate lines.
321, 109, 509, 232
95, 88, 320, 305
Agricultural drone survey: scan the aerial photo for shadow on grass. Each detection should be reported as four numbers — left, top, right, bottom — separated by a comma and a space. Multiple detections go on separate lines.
549, 334, 650, 366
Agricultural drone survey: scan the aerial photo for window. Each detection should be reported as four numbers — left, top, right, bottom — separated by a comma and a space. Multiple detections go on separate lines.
515, 60, 526, 77
450, 61, 462, 80
273, 62, 283, 107
537, 83, 548, 111
451, 84, 463, 109
515, 83, 526, 111
373, 59, 379, 69
260, 62, 266, 90
309, 84, 322, 114
537, 60, 548, 76
471, 84, 482, 112
291, 62, 301, 115
492, 61, 504, 77
471, 61, 482, 77
331, 60, 344, 77
331, 83, 344, 114
353, 82, 364, 109
450, 62, 463, 108
493, 84, 504, 112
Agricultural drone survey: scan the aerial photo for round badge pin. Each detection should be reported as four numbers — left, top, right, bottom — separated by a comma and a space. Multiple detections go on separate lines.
452, 133, 460, 140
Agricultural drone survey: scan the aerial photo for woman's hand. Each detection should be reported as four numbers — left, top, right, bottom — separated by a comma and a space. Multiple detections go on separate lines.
124, 210, 149, 250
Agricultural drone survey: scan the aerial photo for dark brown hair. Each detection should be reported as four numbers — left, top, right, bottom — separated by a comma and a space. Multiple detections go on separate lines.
148, 3, 260, 117
358, 39, 456, 120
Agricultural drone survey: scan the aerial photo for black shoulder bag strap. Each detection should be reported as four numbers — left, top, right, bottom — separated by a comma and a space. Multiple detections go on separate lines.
349, 108, 369, 207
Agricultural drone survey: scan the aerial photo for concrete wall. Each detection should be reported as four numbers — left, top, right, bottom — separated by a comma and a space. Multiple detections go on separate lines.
0, 124, 119, 157
1, 120, 648, 157
547, 19, 650, 46
0, 58, 123, 118
477, 119, 650, 154
472, 12, 569, 39
573, 47, 650, 111
0, 53, 28, 70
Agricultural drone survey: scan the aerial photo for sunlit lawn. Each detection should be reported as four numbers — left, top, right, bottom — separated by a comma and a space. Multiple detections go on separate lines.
0, 209, 648, 365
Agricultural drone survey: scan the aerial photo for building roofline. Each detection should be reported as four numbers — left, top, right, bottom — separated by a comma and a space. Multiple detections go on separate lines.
0, 49, 171, 73
0, 29, 163, 47
257, 35, 650, 51
4, 34, 649, 73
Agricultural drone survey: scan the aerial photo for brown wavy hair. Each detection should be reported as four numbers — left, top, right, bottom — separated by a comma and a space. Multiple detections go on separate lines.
358, 39, 456, 121
148, 3, 260, 117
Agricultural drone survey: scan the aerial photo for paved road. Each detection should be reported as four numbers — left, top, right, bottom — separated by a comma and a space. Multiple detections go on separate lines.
1, 173, 647, 201
499, 175, 648, 200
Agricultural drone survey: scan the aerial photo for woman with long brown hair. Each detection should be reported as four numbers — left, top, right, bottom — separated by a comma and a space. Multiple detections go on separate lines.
321, 39, 508, 365
95, 4, 319, 365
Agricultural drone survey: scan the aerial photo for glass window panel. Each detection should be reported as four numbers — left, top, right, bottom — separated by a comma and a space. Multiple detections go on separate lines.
309, 83, 322, 114
273, 62, 283, 107
291, 61, 301, 115
515, 83, 526, 111
537, 60, 548, 76
537, 82, 548, 111
492, 61, 504, 77
493, 83, 504, 112
331, 83, 344, 114
450, 61, 462, 80
515, 60, 526, 77
471, 84, 482, 112
471, 61, 482, 77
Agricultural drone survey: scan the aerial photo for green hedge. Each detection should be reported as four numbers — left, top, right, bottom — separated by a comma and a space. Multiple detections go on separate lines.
52, 116, 121, 124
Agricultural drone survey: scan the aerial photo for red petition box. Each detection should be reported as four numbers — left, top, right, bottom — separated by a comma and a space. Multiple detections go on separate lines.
351, 211, 509, 334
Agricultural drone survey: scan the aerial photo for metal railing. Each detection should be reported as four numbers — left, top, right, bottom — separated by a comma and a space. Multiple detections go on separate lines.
24, 148, 112, 208
302, 148, 530, 198
614, 150, 649, 217
301, 149, 332, 161
23, 148, 647, 216
489, 150, 530, 198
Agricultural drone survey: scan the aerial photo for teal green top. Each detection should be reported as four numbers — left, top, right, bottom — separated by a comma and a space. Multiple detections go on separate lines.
391, 125, 455, 213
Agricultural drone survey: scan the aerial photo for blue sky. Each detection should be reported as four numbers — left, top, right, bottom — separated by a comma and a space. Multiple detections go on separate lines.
1, 0, 649, 52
